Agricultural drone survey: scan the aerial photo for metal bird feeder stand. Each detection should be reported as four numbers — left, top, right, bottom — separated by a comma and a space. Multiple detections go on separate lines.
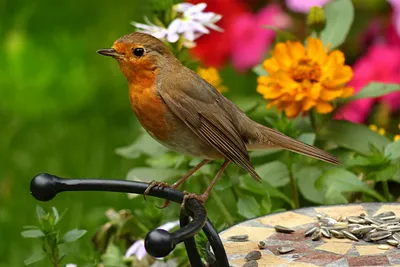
30, 173, 230, 267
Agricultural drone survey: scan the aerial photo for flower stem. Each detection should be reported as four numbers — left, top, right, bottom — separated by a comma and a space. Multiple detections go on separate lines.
202, 176, 235, 225
382, 181, 391, 201
310, 110, 318, 132
288, 163, 300, 209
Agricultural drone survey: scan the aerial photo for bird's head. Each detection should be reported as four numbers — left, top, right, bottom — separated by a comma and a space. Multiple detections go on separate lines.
97, 32, 173, 80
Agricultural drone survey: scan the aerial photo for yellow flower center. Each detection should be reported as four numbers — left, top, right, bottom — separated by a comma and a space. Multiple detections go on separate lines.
289, 58, 322, 83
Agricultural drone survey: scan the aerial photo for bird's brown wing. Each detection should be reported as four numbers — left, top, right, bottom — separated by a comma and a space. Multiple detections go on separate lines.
158, 69, 261, 182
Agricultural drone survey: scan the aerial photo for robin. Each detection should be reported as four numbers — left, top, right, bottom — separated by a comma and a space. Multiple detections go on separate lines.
97, 32, 340, 207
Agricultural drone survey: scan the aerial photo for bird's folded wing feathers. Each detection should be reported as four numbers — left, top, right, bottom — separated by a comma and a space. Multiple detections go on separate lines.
158, 73, 261, 182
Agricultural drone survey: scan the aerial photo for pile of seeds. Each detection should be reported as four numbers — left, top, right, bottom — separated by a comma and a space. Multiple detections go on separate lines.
304, 211, 400, 247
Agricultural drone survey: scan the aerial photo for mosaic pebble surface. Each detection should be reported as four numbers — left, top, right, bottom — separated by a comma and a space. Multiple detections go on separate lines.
219, 203, 400, 267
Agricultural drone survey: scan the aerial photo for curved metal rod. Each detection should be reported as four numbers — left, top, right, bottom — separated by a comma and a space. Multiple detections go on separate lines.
203, 220, 230, 267
180, 208, 204, 266
30, 173, 229, 266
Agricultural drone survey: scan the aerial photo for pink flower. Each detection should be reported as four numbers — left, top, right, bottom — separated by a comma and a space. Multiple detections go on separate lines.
231, 5, 291, 71
389, 0, 400, 37
285, 0, 332, 13
335, 44, 400, 123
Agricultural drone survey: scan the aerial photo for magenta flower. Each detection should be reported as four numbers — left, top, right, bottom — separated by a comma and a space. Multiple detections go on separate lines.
285, 0, 332, 13
230, 4, 291, 71
335, 44, 400, 123
389, 0, 400, 37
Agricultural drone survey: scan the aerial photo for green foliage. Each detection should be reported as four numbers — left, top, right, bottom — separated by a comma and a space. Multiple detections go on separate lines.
21, 206, 87, 266
348, 82, 400, 101
6, 0, 400, 266
320, 0, 354, 49
319, 120, 391, 155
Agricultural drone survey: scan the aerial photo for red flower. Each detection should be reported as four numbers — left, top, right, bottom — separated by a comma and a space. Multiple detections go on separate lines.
188, 0, 249, 67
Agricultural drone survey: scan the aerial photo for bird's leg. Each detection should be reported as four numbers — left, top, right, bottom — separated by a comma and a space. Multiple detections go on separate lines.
143, 159, 211, 204
181, 159, 230, 209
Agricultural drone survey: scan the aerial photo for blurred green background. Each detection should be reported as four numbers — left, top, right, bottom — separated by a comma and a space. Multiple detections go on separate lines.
0, 0, 146, 266
0, 1, 258, 266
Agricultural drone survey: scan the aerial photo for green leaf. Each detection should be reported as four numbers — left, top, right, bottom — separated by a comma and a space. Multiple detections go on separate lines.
115, 131, 167, 159
52, 207, 60, 225
320, 0, 354, 49
36, 205, 45, 219
348, 83, 400, 101
252, 64, 267, 76
368, 165, 399, 182
256, 161, 290, 187
385, 140, 400, 160
214, 177, 233, 191
126, 167, 185, 182
21, 229, 45, 238
295, 166, 324, 204
239, 177, 292, 208
24, 251, 46, 265
145, 153, 184, 168
315, 168, 384, 203
237, 195, 261, 219
62, 228, 87, 243
319, 120, 390, 155
297, 133, 316, 145
101, 243, 125, 267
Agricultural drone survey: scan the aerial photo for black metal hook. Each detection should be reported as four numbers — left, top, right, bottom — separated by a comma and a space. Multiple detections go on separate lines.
30, 173, 229, 267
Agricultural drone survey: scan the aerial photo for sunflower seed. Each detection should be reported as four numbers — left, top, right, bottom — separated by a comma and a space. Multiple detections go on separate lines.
316, 212, 328, 219
351, 225, 375, 235
257, 240, 266, 249
370, 231, 391, 241
348, 216, 364, 224
376, 225, 389, 231
365, 216, 384, 225
342, 230, 359, 241
393, 232, 400, 241
387, 239, 399, 246
274, 225, 295, 233
277, 246, 295, 254
330, 229, 344, 238
243, 260, 258, 267
320, 217, 337, 226
311, 229, 321, 241
245, 251, 262, 261
378, 244, 390, 250
363, 233, 372, 242
388, 225, 400, 232
375, 211, 395, 218
321, 228, 331, 238
381, 215, 396, 221
228, 234, 249, 242
304, 226, 318, 237
334, 222, 349, 229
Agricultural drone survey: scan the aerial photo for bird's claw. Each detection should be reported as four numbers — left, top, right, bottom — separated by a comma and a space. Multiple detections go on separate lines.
143, 181, 169, 201
181, 191, 206, 209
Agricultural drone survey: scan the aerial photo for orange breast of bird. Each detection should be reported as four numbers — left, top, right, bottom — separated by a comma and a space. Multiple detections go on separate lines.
128, 78, 170, 142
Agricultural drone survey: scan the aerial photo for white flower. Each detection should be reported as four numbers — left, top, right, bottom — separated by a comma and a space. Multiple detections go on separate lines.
65, 264, 77, 267
166, 3, 223, 43
131, 17, 168, 39
125, 220, 180, 260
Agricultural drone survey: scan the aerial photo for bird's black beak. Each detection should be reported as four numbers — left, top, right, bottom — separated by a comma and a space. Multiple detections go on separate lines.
97, 48, 122, 58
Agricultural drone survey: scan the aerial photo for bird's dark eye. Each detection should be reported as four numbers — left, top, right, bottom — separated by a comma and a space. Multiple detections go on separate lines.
133, 48, 144, 57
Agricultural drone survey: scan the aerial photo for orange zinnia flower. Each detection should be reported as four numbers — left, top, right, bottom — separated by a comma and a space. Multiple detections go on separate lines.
257, 37, 354, 117
197, 66, 228, 93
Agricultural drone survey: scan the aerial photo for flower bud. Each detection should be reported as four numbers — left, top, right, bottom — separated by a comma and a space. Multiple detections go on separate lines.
307, 6, 326, 34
